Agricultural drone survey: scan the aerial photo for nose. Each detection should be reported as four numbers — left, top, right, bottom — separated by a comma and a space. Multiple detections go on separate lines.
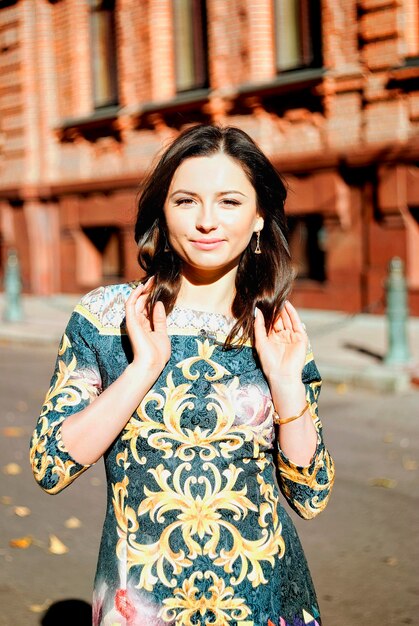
195, 203, 218, 232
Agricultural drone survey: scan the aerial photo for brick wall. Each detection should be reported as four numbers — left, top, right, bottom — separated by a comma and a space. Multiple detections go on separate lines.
0, 3, 24, 185
0, 0, 417, 313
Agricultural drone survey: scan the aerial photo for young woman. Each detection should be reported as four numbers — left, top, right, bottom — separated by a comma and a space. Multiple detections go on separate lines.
30, 125, 335, 626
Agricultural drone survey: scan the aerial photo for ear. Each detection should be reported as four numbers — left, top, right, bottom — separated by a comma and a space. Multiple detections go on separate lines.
254, 216, 264, 232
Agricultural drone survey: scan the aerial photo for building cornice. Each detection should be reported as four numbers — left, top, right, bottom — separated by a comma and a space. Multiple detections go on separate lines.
1, 138, 417, 202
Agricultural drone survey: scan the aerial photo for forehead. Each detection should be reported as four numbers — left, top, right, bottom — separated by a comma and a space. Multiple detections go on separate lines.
169, 153, 254, 193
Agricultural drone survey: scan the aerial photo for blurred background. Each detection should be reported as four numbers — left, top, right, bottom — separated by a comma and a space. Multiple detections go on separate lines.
0, 0, 418, 625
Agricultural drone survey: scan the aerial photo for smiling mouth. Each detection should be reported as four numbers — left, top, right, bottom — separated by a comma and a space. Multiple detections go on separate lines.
191, 239, 225, 249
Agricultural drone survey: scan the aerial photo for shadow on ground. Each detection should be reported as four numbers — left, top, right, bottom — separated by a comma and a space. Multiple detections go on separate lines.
40, 599, 92, 625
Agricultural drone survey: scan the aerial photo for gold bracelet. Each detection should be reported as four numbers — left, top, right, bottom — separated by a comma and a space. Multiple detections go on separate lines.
276, 401, 309, 425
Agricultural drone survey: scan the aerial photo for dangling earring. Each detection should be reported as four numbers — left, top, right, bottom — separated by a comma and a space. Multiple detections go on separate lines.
254, 231, 262, 254
164, 242, 170, 252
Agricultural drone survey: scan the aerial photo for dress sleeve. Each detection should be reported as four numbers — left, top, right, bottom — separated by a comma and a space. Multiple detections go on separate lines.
29, 307, 102, 494
275, 351, 335, 520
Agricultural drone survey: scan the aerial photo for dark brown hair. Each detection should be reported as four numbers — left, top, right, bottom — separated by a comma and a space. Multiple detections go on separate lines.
134, 124, 294, 347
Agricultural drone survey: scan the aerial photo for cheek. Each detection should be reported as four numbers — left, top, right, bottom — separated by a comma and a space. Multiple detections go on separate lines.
164, 213, 186, 238
223, 214, 257, 239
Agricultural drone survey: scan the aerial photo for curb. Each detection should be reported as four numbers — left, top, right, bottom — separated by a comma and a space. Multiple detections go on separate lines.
317, 363, 413, 393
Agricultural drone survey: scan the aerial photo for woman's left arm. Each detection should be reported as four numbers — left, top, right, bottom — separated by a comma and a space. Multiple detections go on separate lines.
254, 301, 335, 519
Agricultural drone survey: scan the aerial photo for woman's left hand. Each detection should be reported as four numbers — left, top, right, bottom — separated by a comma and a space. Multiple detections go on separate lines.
254, 300, 308, 384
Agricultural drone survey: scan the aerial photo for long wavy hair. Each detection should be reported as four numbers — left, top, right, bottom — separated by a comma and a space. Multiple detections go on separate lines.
134, 124, 294, 347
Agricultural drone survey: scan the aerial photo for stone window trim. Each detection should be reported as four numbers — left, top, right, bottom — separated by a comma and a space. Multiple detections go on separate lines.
387, 57, 419, 91
237, 66, 326, 98
55, 90, 212, 141
55, 105, 120, 143
54, 68, 325, 142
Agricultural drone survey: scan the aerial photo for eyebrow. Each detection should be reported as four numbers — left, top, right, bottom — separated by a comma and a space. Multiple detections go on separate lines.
170, 189, 247, 198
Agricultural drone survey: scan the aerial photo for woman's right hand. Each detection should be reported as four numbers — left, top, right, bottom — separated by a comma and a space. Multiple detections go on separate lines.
125, 278, 171, 376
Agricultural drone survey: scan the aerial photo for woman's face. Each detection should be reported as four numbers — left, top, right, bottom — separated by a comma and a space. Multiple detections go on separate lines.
163, 152, 264, 277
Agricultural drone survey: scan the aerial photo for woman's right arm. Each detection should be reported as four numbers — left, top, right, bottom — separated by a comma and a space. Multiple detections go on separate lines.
59, 280, 171, 465
30, 280, 170, 493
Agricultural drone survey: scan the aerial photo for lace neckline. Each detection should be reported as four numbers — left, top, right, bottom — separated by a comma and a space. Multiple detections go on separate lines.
167, 305, 237, 336
172, 305, 236, 321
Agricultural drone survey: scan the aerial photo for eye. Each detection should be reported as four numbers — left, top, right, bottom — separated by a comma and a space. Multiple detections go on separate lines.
221, 199, 241, 206
175, 197, 195, 206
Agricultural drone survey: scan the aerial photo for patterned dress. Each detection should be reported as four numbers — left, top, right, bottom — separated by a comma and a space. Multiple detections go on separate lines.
30, 281, 335, 626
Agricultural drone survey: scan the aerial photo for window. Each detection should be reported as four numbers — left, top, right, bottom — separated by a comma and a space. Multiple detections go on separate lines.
82, 226, 124, 284
173, 0, 208, 92
288, 214, 326, 282
89, 0, 118, 108
274, 0, 322, 72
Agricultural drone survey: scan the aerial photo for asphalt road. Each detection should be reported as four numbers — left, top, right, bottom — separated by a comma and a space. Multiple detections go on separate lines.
0, 343, 418, 626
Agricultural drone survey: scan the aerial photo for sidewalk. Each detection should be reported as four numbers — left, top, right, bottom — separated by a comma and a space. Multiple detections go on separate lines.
1, 293, 418, 392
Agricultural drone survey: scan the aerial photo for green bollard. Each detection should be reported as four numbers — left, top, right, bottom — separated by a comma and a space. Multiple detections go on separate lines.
384, 257, 411, 366
3, 248, 24, 322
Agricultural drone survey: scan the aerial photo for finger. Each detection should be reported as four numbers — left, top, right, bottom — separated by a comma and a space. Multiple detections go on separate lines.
273, 315, 285, 332
152, 301, 168, 335
138, 308, 152, 332
143, 275, 154, 290
129, 277, 155, 314
253, 307, 268, 347
126, 285, 146, 325
280, 304, 293, 331
284, 300, 305, 334
126, 281, 153, 331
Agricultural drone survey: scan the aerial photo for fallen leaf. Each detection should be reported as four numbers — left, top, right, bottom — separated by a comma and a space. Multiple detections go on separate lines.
383, 556, 398, 566
48, 534, 69, 555
16, 400, 28, 412
400, 438, 410, 449
29, 599, 51, 613
3, 463, 22, 476
65, 516, 82, 529
14, 506, 31, 517
369, 477, 397, 489
402, 457, 418, 471
1, 427, 25, 438
10, 536, 32, 549
383, 432, 394, 444
335, 383, 348, 395
0, 496, 12, 505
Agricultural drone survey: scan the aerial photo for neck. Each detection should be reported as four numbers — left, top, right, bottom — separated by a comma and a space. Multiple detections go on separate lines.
176, 265, 237, 316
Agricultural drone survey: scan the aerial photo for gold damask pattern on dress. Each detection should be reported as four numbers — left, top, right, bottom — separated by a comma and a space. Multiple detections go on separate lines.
177, 338, 231, 381
30, 332, 100, 494
110, 337, 287, 623
159, 571, 252, 626
122, 344, 273, 463
112, 456, 285, 596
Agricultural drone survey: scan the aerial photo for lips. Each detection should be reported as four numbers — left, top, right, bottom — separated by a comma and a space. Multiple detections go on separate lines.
190, 238, 225, 250
192, 239, 224, 243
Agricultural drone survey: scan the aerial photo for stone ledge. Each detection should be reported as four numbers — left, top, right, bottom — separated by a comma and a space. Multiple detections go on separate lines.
319, 363, 413, 393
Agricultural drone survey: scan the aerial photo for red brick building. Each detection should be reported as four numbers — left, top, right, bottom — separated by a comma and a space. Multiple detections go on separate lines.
0, 0, 418, 313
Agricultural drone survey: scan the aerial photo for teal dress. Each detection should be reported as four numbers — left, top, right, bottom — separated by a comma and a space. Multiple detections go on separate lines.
30, 281, 335, 626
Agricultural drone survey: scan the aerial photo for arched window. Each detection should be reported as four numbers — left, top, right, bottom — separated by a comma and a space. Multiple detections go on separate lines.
173, 0, 208, 92
89, 0, 118, 108
274, 0, 322, 72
